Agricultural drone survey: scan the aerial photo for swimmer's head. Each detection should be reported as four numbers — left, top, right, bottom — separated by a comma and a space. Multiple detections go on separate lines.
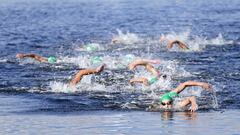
160, 95, 173, 109
48, 56, 57, 63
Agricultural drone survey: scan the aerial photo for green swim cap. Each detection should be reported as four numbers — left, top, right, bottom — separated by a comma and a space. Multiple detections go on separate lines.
160, 94, 173, 103
48, 56, 57, 63
91, 56, 103, 64
148, 77, 158, 85
160, 92, 178, 103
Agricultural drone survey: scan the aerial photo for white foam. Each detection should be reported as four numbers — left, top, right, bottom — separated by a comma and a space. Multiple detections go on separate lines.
19, 59, 41, 65
49, 81, 76, 93
207, 33, 233, 45
112, 29, 142, 45
161, 31, 233, 52
49, 79, 107, 93
76, 42, 103, 52
0, 58, 7, 63
59, 54, 140, 69
59, 55, 91, 67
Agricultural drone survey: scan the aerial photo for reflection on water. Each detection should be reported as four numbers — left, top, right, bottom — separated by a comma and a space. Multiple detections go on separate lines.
0, 110, 239, 135
161, 111, 198, 122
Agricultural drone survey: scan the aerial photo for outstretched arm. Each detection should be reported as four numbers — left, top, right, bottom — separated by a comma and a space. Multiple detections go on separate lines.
16, 53, 48, 62
167, 40, 189, 50
178, 96, 198, 112
128, 59, 160, 70
172, 81, 212, 94
70, 64, 105, 86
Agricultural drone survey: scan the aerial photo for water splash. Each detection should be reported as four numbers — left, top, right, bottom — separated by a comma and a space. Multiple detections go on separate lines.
0, 58, 7, 63
49, 81, 76, 93
112, 29, 142, 45
207, 33, 233, 45
59, 55, 91, 67
76, 42, 102, 52
161, 31, 233, 52
49, 80, 107, 93
159, 60, 192, 78
59, 54, 139, 69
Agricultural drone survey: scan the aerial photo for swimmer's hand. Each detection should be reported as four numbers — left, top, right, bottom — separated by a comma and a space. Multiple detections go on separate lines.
16, 53, 25, 58
201, 83, 212, 91
111, 37, 119, 44
190, 103, 198, 112
96, 64, 106, 73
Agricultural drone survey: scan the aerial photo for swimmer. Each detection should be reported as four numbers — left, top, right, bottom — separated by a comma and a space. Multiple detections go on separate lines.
159, 81, 212, 112
16, 53, 57, 63
160, 35, 189, 50
128, 59, 161, 86
69, 64, 106, 86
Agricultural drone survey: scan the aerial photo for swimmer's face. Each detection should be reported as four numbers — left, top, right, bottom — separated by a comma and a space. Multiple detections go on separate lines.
160, 100, 173, 109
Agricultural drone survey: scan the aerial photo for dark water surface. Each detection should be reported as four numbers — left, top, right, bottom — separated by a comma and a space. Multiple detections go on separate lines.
0, 0, 240, 134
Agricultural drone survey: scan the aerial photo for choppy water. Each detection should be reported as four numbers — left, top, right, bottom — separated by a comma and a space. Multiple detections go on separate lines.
0, 0, 240, 134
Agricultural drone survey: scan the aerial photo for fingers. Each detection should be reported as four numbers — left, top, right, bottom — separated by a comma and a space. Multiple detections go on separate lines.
189, 104, 198, 112
96, 64, 105, 72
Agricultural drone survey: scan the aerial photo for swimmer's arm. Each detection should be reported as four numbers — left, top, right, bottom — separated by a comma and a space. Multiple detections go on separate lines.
141, 59, 161, 64
178, 96, 198, 112
167, 40, 189, 49
128, 59, 160, 70
128, 60, 146, 70
16, 53, 48, 62
129, 77, 149, 86
70, 64, 105, 86
172, 81, 212, 94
